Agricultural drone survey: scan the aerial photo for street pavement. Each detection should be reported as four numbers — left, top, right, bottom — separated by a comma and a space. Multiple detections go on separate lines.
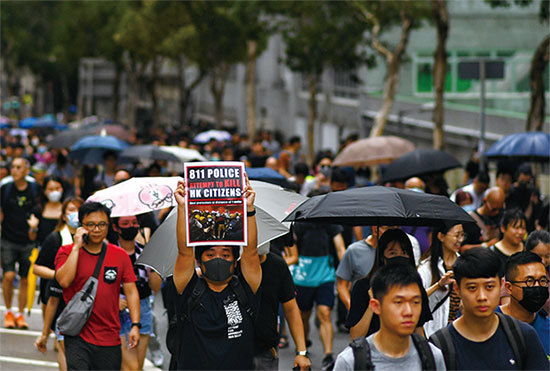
1, 285, 351, 370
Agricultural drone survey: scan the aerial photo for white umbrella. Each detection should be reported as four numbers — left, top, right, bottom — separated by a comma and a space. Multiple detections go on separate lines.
194, 130, 232, 144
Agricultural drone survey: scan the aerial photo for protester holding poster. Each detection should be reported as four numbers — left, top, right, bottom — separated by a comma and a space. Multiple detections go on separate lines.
170, 172, 261, 370
184, 162, 247, 246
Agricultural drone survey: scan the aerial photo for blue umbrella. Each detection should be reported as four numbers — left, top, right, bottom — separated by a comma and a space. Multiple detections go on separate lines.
246, 167, 290, 188
18, 117, 38, 128
485, 132, 550, 160
70, 134, 129, 164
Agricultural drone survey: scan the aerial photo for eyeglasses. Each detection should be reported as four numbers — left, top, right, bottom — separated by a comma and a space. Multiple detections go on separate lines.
448, 232, 468, 241
510, 277, 549, 288
82, 222, 109, 230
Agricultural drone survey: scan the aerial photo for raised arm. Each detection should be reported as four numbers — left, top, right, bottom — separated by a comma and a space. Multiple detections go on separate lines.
240, 173, 261, 294
55, 227, 86, 288
173, 180, 196, 294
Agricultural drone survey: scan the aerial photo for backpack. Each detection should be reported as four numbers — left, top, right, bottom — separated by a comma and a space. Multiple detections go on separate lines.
351, 333, 436, 371
429, 312, 526, 371
166, 275, 254, 360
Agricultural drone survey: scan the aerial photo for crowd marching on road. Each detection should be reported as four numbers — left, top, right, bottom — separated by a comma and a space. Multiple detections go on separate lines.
0, 122, 549, 371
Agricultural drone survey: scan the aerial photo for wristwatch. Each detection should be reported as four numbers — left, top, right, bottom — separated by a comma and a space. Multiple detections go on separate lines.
131, 322, 142, 329
297, 350, 308, 357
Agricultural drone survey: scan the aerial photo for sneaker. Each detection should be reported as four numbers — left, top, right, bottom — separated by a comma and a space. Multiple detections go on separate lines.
4, 312, 15, 329
151, 349, 164, 368
15, 314, 28, 329
321, 353, 335, 371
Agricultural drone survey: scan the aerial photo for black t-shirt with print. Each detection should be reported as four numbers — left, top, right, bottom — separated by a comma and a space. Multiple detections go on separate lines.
253, 253, 295, 354
176, 273, 259, 370
0, 181, 41, 244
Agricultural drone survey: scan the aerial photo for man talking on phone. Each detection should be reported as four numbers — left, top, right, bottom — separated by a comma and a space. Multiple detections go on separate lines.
55, 202, 140, 370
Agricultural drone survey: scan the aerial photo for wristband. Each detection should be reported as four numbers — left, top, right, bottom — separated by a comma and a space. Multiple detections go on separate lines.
297, 350, 308, 356
30, 228, 38, 233
481, 242, 487, 248
247, 208, 256, 217
131, 322, 142, 329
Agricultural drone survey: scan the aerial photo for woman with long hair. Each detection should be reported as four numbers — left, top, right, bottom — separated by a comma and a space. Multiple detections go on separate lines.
28, 176, 65, 246
346, 229, 432, 339
417, 222, 463, 337
33, 197, 84, 371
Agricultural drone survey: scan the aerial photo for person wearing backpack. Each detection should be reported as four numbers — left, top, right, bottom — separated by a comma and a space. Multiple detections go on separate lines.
0, 157, 41, 329
429, 247, 548, 370
170, 176, 261, 370
334, 262, 446, 370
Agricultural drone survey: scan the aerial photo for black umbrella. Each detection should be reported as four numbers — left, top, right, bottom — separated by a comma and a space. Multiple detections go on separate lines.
48, 127, 95, 148
119, 144, 182, 163
381, 149, 462, 183
283, 186, 475, 227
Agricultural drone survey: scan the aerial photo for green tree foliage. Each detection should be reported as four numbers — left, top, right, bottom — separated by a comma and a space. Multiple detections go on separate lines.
274, 1, 369, 162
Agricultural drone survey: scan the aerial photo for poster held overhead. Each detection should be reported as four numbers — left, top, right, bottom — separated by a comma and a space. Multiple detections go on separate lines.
184, 162, 247, 246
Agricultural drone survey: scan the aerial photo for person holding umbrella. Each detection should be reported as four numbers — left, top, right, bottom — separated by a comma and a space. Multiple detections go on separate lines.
417, 222, 464, 337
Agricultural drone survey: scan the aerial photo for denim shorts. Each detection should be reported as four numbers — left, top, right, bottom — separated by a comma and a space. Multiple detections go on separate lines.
1, 239, 34, 277
119, 297, 153, 336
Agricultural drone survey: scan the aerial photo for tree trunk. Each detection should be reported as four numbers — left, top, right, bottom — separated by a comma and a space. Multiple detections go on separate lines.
431, 0, 449, 149
112, 63, 122, 123
369, 14, 413, 137
210, 63, 229, 129
307, 72, 318, 165
177, 57, 187, 126
127, 71, 138, 130
61, 73, 70, 120
150, 57, 160, 129
246, 40, 258, 143
526, 34, 550, 131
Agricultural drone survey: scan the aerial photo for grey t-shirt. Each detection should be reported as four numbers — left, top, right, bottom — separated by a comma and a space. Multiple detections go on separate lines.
335, 239, 375, 283
334, 334, 447, 371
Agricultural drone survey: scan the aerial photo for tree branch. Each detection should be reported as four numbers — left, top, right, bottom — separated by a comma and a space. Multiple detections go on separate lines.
352, 0, 392, 62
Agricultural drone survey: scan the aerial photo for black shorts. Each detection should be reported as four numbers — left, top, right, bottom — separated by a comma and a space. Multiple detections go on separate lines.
64, 335, 121, 370
295, 282, 335, 312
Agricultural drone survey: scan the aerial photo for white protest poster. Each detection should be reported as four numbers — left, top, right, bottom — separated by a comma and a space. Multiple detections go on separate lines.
184, 162, 247, 246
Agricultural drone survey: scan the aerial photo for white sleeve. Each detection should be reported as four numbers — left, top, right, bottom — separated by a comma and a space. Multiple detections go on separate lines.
334, 347, 354, 371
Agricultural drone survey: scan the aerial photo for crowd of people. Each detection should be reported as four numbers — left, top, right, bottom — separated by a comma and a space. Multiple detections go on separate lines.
0, 123, 549, 371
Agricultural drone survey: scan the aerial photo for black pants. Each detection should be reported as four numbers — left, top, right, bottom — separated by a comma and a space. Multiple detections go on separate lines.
64, 335, 121, 370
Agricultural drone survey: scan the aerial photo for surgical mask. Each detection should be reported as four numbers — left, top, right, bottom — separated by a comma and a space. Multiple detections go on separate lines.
118, 227, 139, 241
462, 204, 476, 213
319, 166, 331, 178
66, 212, 79, 229
385, 256, 411, 266
47, 191, 62, 202
201, 258, 234, 282
38, 146, 47, 154
515, 286, 549, 313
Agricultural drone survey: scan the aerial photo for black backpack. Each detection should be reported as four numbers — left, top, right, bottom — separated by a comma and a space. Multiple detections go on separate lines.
351, 333, 436, 370
429, 312, 526, 371
166, 275, 254, 364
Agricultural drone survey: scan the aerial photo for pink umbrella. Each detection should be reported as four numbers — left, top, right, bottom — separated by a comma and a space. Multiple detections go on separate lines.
87, 177, 181, 217
332, 136, 415, 167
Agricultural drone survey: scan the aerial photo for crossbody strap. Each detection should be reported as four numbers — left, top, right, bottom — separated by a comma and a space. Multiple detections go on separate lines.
92, 242, 107, 279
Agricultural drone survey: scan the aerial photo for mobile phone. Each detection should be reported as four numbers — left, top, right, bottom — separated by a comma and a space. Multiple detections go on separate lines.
82, 233, 89, 244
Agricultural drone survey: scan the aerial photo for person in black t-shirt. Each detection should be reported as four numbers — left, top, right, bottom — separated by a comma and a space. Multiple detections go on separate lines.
429, 248, 547, 370
172, 176, 261, 370
252, 243, 311, 370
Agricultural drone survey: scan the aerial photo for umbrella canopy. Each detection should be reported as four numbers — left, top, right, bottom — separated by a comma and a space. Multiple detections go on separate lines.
119, 145, 181, 163
70, 134, 129, 164
485, 132, 550, 161
87, 176, 180, 217
332, 136, 415, 167
381, 149, 462, 183
194, 129, 232, 144
284, 186, 475, 227
160, 146, 207, 162
137, 207, 289, 277
246, 167, 290, 188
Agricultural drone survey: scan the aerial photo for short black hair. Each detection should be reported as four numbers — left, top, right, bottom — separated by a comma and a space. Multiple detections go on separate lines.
102, 150, 118, 160
525, 230, 550, 251
78, 201, 111, 226
500, 208, 526, 229
505, 251, 543, 282
194, 245, 240, 261
371, 262, 423, 301
330, 167, 350, 185
314, 150, 333, 167
289, 136, 301, 145
475, 171, 490, 184
294, 162, 310, 177
453, 247, 503, 285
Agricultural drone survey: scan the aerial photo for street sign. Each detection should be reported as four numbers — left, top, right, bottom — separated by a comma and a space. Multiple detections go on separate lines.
458, 60, 505, 79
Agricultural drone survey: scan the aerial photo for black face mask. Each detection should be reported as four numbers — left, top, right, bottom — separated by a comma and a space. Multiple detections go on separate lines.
201, 258, 234, 282
118, 227, 139, 241
514, 286, 549, 313
385, 256, 411, 266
